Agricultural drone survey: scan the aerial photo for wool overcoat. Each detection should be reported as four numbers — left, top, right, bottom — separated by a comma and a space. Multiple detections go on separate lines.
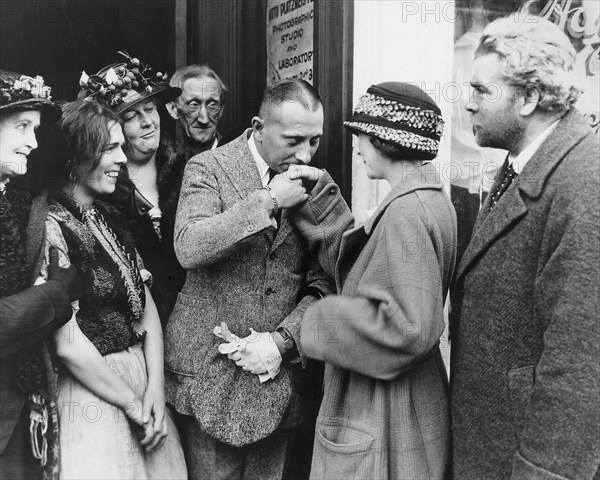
292, 166, 457, 479
450, 108, 600, 479
164, 130, 334, 447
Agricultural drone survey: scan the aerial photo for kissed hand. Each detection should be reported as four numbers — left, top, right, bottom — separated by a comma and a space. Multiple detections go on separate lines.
268, 174, 307, 209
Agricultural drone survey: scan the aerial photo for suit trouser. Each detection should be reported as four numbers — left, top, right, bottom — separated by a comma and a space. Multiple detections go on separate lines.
175, 412, 291, 480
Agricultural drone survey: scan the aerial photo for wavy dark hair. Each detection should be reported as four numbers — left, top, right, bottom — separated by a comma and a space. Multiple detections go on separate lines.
369, 136, 421, 162
46, 100, 122, 186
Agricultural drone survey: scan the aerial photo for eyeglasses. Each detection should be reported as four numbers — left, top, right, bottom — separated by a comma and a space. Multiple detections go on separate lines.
182, 100, 221, 116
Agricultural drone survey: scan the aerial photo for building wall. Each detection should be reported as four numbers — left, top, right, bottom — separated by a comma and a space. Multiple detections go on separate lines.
0, 0, 176, 101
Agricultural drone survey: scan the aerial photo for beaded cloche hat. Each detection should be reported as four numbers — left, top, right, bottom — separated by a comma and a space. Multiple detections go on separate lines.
344, 82, 444, 160
79, 51, 181, 114
0, 70, 59, 116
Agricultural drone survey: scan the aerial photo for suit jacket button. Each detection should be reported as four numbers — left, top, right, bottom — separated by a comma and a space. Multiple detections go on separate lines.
265, 287, 275, 295
247, 225, 254, 231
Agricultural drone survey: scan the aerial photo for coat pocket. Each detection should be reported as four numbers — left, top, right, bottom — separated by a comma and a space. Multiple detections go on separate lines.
164, 291, 218, 375
508, 365, 534, 433
311, 421, 376, 480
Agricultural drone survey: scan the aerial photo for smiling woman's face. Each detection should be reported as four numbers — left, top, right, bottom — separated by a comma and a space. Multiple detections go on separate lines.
78, 121, 127, 200
0, 110, 41, 179
121, 99, 161, 162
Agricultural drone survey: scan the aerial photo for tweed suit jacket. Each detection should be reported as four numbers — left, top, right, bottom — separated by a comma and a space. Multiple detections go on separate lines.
450, 108, 600, 479
164, 130, 335, 447
292, 166, 457, 479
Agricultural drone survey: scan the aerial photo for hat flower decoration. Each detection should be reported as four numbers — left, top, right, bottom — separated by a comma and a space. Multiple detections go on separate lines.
79, 51, 179, 114
0, 73, 52, 108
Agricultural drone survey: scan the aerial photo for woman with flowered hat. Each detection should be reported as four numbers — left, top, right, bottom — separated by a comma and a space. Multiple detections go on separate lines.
0, 71, 81, 479
79, 51, 186, 327
38, 99, 186, 479
287, 82, 456, 479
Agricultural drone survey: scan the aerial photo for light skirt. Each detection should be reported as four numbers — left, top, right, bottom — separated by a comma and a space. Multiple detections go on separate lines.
57, 344, 187, 480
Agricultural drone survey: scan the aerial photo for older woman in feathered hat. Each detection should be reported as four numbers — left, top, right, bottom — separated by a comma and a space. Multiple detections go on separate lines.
78, 52, 185, 327
280, 82, 456, 479
0, 71, 81, 479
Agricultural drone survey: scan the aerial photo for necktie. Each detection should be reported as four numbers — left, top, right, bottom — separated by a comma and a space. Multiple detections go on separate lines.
489, 161, 517, 210
267, 168, 281, 226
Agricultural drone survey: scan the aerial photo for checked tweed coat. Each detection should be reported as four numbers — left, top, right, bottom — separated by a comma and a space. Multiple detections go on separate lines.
164, 130, 334, 447
450, 108, 600, 479
291, 164, 457, 480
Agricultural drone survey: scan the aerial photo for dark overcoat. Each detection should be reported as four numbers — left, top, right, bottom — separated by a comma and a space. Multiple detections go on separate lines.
451, 108, 600, 479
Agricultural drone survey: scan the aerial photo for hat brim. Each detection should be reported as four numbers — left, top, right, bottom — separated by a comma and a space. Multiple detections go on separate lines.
114, 85, 181, 114
344, 120, 439, 159
0, 98, 61, 124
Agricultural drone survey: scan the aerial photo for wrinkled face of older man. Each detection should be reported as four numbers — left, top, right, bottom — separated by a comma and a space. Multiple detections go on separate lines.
171, 76, 223, 147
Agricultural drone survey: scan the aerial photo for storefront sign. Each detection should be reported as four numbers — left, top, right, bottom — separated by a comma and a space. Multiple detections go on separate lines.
266, 0, 314, 84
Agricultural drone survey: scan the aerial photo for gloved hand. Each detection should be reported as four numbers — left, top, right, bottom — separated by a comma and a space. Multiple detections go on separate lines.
235, 328, 282, 381
47, 246, 82, 302
214, 323, 282, 382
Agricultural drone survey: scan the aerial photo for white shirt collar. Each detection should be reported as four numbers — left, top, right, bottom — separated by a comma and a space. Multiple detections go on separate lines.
211, 137, 219, 150
248, 132, 271, 187
509, 120, 560, 174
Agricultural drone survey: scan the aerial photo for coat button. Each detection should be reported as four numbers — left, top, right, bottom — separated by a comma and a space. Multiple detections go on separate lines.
265, 287, 275, 295
247, 225, 254, 232
269, 252, 277, 260
329, 187, 336, 195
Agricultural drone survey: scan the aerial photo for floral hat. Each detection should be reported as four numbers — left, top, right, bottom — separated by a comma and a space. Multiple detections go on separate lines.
344, 82, 444, 160
0, 70, 59, 116
79, 51, 181, 114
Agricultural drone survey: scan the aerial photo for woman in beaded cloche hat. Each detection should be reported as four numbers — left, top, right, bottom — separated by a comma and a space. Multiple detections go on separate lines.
287, 82, 457, 479
79, 51, 186, 327
37, 99, 187, 479
0, 71, 81, 479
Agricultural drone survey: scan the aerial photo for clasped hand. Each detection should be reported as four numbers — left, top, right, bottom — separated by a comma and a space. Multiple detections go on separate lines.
214, 322, 282, 383
268, 165, 323, 209
123, 388, 168, 453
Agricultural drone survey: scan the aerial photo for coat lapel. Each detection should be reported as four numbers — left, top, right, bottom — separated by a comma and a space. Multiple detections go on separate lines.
214, 129, 264, 201
455, 185, 528, 281
334, 164, 445, 287
26, 191, 48, 282
335, 224, 368, 288
214, 130, 284, 245
363, 163, 444, 236
271, 210, 294, 251
456, 108, 593, 282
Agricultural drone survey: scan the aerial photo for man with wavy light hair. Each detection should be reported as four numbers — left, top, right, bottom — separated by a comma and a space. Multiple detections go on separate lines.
450, 13, 599, 480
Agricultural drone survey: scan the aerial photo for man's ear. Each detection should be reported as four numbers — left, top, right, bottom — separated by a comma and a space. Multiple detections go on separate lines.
251, 116, 264, 141
166, 101, 180, 120
519, 89, 539, 117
